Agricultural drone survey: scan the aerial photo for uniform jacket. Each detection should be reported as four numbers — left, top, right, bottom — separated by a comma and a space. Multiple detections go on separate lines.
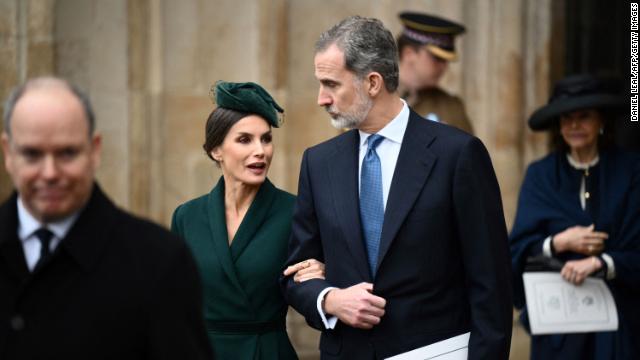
406, 87, 473, 134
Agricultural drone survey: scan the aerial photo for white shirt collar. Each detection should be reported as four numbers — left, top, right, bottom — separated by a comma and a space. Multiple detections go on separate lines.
17, 197, 80, 242
566, 153, 600, 170
359, 99, 410, 147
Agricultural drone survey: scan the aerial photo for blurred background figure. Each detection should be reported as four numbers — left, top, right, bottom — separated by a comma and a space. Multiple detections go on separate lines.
396, 11, 473, 134
510, 74, 640, 360
0, 77, 213, 360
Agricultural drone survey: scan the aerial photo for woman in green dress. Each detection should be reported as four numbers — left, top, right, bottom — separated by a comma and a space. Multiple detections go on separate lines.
171, 81, 323, 359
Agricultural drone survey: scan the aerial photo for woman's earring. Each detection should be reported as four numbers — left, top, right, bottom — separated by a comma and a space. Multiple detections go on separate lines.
599, 127, 604, 135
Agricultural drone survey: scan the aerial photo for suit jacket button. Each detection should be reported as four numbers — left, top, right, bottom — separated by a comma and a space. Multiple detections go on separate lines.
10, 315, 25, 331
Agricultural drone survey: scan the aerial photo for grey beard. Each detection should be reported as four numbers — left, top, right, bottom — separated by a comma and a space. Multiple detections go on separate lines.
327, 93, 373, 130
330, 114, 363, 129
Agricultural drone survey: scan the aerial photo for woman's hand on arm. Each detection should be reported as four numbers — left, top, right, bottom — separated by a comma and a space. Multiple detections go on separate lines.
560, 256, 603, 285
553, 224, 608, 255
283, 259, 325, 283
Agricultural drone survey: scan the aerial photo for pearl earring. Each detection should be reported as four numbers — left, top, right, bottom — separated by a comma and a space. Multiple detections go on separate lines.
599, 127, 604, 135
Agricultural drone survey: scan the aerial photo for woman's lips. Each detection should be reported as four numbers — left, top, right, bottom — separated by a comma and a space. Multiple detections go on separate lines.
247, 162, 267, 175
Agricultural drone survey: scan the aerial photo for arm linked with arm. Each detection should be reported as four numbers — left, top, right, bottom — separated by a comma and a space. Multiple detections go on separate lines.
280, 149, 333, 330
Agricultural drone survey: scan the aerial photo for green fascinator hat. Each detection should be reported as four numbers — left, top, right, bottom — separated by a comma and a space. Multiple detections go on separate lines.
212, 81, 284, 127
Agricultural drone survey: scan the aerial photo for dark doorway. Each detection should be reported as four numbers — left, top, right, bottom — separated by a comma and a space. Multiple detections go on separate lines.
565, 0, 639, 151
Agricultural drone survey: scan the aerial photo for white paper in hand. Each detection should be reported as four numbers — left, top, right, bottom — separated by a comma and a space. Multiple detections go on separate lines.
385, 332, 469, 360
523, 272, 618, 335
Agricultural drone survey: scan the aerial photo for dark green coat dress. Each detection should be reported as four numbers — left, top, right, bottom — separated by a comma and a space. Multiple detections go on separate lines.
171, 177, 298, 360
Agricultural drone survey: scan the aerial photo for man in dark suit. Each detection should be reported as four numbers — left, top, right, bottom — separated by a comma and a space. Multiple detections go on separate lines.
281, 16, 512, 359
0, 77, 213, 359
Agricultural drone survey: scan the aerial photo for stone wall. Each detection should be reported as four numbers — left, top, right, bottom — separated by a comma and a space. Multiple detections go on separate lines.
0, 0, 55, 200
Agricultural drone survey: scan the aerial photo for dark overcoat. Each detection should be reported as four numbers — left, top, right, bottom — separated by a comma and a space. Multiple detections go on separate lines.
0, 184, 213, 360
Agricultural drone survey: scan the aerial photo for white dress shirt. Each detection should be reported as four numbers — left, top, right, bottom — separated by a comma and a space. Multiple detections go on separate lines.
17, 197, 79, 271
316, 100, 410, 329
358, 101, 409, 210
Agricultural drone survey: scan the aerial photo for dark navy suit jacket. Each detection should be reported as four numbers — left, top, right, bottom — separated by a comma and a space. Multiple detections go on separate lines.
282, 110, 513, 359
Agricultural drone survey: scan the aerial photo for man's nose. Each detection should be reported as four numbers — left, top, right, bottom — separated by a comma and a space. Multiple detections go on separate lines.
41, 156, 59, 179
317, 89, 332, 107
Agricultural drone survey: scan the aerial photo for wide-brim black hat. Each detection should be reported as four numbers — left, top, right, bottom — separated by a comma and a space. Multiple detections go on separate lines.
528, 74, 625, 131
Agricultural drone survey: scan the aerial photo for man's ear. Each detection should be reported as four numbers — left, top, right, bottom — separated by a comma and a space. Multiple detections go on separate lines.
366, 72, 384, 97
1, 132, 12, 173
90, 133, 102, 170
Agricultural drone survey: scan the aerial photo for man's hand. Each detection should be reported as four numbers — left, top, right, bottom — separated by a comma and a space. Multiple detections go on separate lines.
553, 224, 608, 255
323, 282, 386, 329
283, 259, 325, 283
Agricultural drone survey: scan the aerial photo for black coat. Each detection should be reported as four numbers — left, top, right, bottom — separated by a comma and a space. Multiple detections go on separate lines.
281, 110, 513, 359
0, 184, 214, 360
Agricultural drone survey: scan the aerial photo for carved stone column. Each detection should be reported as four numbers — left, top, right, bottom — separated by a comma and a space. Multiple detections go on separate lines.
0, 0, 55, 201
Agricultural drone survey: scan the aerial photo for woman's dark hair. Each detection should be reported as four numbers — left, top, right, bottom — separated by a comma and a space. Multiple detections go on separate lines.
550, 109, 615, 153
203, 107, 250, 164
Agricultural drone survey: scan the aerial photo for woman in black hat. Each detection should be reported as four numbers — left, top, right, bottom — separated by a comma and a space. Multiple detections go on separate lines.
510, 74, 640, 359
171, 82, 323, 359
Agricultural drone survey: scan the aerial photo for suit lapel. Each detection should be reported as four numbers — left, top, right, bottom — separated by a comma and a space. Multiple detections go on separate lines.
377, 112, 437, 270
327, 130, 372, 282
0, 193, 30, 282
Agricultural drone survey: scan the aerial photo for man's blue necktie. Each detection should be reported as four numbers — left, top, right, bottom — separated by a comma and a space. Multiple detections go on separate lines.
360, 134, 385, 276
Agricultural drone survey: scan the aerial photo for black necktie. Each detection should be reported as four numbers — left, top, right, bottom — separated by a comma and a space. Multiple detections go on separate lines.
34, 228, 54, 269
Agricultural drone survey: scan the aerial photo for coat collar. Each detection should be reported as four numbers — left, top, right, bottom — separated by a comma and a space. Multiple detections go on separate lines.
554, 152, 602, 225
0, 192, 29, 281
229, 178, 277, 261
0, 183, 117, 278
54, 184, 117, 272
554, 149, 620, 234
205, 177, 278, 299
